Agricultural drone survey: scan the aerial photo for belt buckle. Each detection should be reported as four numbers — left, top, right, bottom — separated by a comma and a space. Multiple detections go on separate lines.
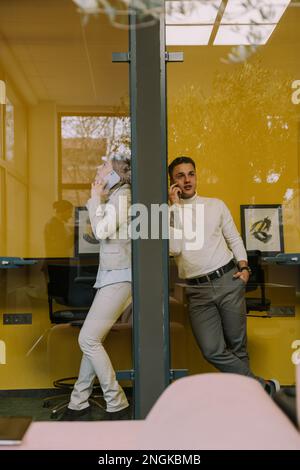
215, 269, 222, 278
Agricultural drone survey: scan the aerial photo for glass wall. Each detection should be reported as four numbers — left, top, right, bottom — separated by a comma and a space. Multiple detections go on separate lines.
0, 0, 132, 421
167, 0, 300, 385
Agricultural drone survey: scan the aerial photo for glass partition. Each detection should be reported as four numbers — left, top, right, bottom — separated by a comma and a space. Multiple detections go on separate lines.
0, 0, 132, 422
167, 0, 300, 385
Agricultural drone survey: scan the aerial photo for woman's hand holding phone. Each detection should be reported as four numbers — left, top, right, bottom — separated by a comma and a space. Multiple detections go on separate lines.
95, 161, 112, 184
92, 161, 113, 200
91, 179, 109, 202
169, 183, 182, 204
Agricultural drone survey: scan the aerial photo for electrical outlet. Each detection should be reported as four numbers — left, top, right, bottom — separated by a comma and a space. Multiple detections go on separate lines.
3, 314, 32, 325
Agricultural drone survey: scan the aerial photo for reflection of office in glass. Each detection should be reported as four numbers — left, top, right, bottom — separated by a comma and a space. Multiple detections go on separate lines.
75, 207, 99, 257
166, 0, 290, 46
44, 200, 74, 258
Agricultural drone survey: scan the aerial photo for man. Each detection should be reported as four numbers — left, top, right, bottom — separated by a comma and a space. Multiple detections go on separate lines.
44, 199, 73, 258
168, 156, 279, 396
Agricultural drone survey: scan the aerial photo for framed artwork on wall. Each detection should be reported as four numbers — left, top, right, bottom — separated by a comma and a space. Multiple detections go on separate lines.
240, 204, 284, 256
74, 207, 99, 257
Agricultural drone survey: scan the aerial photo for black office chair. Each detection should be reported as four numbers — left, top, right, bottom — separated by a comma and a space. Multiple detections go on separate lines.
245, 250, 271, 314
43, 263, 104, 418
47, 263, 97, 324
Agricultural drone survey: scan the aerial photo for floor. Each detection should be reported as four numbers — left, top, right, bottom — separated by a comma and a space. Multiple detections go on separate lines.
0, 389, 133, 421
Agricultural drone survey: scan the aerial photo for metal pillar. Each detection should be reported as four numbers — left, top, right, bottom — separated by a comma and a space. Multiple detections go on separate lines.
129, 9, 170, 419
112, 4, 184, 419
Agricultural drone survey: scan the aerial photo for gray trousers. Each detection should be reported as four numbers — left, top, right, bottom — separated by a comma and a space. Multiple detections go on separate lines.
186, 267, 256, 378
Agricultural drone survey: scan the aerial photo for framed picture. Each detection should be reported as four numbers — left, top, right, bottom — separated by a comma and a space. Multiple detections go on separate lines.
240, 204, 284, 256
74, 207, 99, 257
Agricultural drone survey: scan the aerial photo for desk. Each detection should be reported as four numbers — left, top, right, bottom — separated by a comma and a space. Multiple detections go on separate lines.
0, 257, 37, 269
262, 253, 300, 265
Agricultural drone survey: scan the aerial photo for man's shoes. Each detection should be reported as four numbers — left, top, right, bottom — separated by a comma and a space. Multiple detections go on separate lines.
265, 379, 280, 397
105, 405, 132, 421
59, 406, 92, 421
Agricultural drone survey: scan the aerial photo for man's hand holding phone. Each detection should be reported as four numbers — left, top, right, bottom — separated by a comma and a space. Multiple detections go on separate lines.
169, 183, 182, 205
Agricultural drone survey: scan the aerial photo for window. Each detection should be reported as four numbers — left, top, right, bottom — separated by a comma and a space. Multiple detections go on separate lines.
59, 114, 130, 207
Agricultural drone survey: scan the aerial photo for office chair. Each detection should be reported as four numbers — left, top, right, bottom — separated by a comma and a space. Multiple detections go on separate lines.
245, 250, 271, 314
43, 263, 104, 418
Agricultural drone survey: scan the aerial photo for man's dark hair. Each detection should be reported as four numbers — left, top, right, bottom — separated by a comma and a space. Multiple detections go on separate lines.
53, 199, 73, 213
168, 156, 196, 178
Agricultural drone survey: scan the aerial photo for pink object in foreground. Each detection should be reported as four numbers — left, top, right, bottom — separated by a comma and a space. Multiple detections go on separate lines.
1, 366, 299, 450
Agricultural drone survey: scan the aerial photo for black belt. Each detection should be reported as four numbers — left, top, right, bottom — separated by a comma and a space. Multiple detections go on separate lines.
187, 259, 236, 285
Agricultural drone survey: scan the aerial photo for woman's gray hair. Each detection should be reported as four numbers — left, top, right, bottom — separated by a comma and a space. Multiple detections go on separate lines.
111, 155, 131, 185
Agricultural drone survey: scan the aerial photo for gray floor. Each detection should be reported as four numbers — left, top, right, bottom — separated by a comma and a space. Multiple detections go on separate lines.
0, 390, 132, 421
0, 397, 105, 421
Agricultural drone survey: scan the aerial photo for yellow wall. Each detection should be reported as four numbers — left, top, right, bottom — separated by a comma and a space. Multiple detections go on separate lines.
0, 166, 5, 256
167, 56, 300, 251
28, 102, 58, 258
0, 69, 29, 258
0, 69, 60, 387
0, 64, 6, 256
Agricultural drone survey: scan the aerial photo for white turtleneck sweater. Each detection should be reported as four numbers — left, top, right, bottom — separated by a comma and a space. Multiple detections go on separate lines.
169, 193, 247, 279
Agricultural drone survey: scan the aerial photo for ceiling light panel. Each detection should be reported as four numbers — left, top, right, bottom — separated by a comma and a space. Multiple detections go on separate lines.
165, 0, 222, 24
214, 24, 277, 45
222, 0, 290, 24
166, 25, 213, 45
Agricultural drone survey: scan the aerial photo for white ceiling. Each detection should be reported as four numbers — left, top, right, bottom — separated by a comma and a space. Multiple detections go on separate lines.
0, 0, 129, 107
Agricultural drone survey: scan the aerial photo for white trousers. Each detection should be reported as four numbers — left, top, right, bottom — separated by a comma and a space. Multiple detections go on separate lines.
68, 282, 132, 412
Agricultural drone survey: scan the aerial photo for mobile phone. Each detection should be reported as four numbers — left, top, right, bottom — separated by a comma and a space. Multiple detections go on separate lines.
104, 170, 121, 190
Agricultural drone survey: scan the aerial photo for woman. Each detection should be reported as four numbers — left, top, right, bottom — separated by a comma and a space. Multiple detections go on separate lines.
61, 155, 132, 421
